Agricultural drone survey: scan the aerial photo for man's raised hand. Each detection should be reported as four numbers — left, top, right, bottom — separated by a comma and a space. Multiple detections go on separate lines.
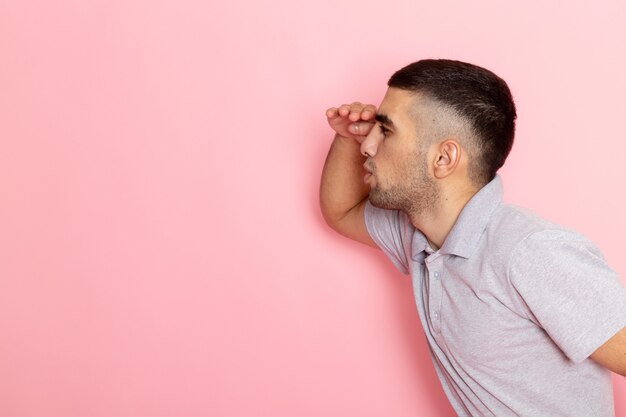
326, 102, 377, 143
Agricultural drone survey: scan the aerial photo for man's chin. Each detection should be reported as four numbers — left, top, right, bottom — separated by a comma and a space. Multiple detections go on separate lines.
368, 190, 397, 211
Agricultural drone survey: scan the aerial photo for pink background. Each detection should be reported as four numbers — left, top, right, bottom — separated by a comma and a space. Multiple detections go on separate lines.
1, 0, 625, 416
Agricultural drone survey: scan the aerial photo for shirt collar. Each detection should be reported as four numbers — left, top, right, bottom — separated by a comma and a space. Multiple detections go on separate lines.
438, 175, 503, 259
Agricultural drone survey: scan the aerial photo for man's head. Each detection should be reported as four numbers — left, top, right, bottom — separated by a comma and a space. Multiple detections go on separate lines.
388, 59, 517, 185
361, 59, 516, 214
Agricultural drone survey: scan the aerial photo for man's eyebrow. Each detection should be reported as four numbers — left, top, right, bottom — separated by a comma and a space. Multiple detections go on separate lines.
375, 113, 395, 129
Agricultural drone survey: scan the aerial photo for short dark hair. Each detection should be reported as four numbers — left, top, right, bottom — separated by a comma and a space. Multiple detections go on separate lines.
388, 59, 516, 185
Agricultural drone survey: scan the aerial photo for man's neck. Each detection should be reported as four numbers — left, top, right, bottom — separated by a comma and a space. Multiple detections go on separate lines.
408, 185, 479, 251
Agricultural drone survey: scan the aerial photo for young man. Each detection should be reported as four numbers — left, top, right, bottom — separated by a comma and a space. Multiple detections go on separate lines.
319, 59, 626, 417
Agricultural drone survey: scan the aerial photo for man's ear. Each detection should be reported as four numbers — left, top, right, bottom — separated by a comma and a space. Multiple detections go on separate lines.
433, 140, 461, 179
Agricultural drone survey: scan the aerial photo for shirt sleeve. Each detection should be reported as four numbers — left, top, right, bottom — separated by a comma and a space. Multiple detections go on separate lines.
508, 229, 626, 363
364, 200, 412, 275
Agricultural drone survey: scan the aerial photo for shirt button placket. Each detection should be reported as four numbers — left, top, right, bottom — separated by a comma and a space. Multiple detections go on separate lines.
426, 256, 444, 334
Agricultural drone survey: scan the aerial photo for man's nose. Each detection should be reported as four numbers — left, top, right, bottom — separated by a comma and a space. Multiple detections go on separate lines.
360, 126, 382, 157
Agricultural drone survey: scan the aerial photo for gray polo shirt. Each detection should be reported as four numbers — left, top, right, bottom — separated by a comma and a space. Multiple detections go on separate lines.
364, 175, 626, 417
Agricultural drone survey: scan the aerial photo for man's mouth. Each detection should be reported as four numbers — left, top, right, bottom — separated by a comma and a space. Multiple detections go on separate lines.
363, 163, 374, 183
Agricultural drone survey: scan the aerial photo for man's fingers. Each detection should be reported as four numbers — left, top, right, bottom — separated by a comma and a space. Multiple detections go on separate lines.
349, 121, 375, 135
361, 104, 377, 120
338, 104, 351, 117
328, 102, 378, 124
347, 102, 365, 121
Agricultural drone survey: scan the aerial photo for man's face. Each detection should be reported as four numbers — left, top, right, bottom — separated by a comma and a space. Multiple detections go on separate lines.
362, 88, 440, 215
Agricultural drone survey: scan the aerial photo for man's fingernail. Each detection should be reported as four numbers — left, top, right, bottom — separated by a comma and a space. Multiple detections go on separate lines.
351, 124, 359, 133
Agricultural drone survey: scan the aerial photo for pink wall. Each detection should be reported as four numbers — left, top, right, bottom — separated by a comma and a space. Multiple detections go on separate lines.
1, 0, 624, 416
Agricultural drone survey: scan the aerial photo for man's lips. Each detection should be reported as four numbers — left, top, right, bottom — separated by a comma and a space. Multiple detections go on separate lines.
363, 164, 373, 183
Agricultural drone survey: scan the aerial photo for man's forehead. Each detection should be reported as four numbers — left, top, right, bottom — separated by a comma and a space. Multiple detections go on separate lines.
383, 88, 446, 118
377, 88, 422, 126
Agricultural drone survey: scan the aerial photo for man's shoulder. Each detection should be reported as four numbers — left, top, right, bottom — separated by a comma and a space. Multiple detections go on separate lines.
485, 203, 594, 257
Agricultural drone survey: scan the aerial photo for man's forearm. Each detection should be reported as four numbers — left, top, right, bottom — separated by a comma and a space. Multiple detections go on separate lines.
319, 134, 370, 227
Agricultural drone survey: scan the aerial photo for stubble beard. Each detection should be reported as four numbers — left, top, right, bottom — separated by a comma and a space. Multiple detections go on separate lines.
368, 154, 440, 216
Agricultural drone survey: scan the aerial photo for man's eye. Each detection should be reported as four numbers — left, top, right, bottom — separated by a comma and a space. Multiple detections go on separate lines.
380, 124, 390, 137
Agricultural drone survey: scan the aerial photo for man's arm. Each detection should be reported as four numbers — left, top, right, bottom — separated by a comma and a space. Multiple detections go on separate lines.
591, 325, 626, 376
319, 102, 378, 247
